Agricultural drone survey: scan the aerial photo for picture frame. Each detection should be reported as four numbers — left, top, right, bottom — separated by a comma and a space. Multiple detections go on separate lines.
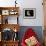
23, 8, 36, 19
2, 10, 9, 15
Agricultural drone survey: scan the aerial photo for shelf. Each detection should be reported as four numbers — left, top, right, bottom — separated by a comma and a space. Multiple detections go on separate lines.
0, 7, 19, 16
0, 7, 19, 46
2, 41, 19, 46
0, 24, 20, 32
0, 7, 19, 24
2, 40, 19, 43
0, 40, 19, 46
0, 7, 19, 10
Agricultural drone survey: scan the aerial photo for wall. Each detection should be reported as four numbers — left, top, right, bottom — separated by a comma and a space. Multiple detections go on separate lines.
18, 0, 44, 26
0, 0, 44, 26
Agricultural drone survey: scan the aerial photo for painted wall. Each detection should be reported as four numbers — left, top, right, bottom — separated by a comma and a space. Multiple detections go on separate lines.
0, 0, 44, 26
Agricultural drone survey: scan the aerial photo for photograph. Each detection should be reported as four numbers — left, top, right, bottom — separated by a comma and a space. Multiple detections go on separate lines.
23, 8, 36, 19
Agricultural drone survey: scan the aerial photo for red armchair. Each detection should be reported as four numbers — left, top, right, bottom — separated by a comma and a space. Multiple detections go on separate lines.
21, 28, 41, 46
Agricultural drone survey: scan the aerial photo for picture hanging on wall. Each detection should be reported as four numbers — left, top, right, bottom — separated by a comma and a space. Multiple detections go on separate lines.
23, 8, 36, 19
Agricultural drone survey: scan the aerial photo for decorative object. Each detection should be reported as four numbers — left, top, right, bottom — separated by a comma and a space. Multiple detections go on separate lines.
21, 28, 41, 46
13, 32, 18, 41
2, 10, 9, 15
9, 10, 18, 15
15, 0, 17, 7
23, 8, 36, 19
14, 28, 17, 32
9, 10, 15, 15
25, 36, 39, 46
1, 28, 13, 41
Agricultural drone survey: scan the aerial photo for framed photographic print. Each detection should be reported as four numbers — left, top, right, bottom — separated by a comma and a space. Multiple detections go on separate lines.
23, 8, 36, 19
2, 10, 9, 15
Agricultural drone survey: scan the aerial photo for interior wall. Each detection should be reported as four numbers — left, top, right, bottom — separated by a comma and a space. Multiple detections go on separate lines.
0, 0, 44, 26
19, 0, 44, 26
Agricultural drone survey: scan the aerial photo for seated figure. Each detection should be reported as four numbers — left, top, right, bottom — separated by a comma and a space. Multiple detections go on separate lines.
21, 28, 41, 46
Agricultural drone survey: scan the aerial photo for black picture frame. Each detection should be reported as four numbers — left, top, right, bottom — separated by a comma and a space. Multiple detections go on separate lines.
23, 8, 36, 19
